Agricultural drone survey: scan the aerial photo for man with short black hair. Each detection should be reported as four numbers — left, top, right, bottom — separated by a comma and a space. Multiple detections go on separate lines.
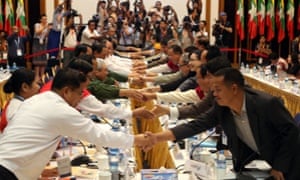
147, 68, 300, 180
0, 68, 154, 180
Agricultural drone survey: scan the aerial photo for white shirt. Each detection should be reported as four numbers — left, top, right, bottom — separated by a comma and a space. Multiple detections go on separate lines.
156, 89, 200, 104
77, 94, 132, 121
6, 98, 23, 123
104, 56, 132, 76
146, 64, 172, 74
63, 29, 78, 48
80, 27, 100, 46
0, 91, 133, 180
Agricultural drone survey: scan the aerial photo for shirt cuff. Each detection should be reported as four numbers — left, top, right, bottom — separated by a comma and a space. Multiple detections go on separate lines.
169, 106, 179, 121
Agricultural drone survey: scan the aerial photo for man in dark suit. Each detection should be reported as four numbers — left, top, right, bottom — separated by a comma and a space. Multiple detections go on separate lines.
146, 68, 300, 180
7, 26, 31, 67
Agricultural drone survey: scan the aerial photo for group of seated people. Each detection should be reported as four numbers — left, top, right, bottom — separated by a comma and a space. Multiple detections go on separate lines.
0, 33, 299, 179
0, 0, 300, 179
255, 35, 300, 78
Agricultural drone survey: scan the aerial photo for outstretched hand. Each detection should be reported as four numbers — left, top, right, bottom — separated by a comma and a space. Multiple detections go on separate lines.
133, 106, 155, 119
151, 104, 170, 117
134, 132, 157, 151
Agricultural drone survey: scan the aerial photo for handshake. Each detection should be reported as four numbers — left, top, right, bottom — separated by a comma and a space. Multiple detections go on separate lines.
134, 131, 158, 152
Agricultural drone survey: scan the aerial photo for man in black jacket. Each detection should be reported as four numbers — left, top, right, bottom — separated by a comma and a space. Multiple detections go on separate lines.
146, 68, 300, 180
7, 26, 31, 67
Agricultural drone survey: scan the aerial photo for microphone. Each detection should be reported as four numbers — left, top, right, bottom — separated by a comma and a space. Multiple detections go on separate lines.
69, 140, 93, 166
189, 129, 216, 160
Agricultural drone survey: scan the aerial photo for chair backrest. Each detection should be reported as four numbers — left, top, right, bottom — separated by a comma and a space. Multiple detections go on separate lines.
294, 113, 300, 127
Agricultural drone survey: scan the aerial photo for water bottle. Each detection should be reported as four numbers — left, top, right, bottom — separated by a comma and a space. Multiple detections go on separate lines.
273, 73, 279, 86
245, 64, 250, 73
123, 162, 136, 180
109, 119, 122, 179
216, 150, 226, 169
12, 62, 17, 70
113, 100, 121, 107
6, 64, 10, 70
240, 62, 245, 73
109, 151, 120, 180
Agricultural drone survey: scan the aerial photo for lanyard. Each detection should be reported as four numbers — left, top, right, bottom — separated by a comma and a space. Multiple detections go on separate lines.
14, 37, 20, 48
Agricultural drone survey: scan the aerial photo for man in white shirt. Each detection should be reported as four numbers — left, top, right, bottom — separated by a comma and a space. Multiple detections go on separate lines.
80, 20, 101, 46
0, 68, 153, 180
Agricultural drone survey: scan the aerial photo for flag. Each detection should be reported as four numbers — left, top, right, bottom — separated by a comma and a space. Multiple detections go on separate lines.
298, 0, 300, 30
4, 0, 14, 35
248, 0, 258, 39
0, 0, 4, 30
276, 0, 285, 43
16, 0, 27, 36
266, 0, 275, 41
286, 0, 294, 40
257, 0, 266, 35
236, 0, 245, 40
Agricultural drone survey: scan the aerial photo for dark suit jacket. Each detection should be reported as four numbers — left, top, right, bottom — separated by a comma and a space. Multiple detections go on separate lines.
7, 33, 30, 58
171, 87, 300, 179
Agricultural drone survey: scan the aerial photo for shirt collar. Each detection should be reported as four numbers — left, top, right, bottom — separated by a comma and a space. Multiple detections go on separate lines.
231, 95, 246, 116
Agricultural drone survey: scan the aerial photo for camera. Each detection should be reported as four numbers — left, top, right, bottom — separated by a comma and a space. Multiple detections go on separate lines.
212, 20, 222, 38
69, 9, 79, 17
163, 5, 171, 12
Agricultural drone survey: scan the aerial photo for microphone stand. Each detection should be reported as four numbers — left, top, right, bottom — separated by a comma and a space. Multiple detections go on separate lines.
189, 130, 216, 160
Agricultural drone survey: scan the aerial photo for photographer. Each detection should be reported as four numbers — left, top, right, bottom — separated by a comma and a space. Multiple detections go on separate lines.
161, 5, 179, 25
179, 17, 194, 49
155, 19, 177, 43
186, 0, 202, 23
212, 12, 232, 56
119, 18, 134, 46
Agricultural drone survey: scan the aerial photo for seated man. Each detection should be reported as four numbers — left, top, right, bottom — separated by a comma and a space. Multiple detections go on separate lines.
0, 68, 153, 180
88, 60, 145, 101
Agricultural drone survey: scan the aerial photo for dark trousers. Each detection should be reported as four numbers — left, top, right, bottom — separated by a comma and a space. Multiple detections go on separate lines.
8, 56, 26, 67
0, 165, 18, 180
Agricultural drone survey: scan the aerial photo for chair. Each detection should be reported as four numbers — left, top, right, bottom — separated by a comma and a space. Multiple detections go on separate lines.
294, 113, 300, 127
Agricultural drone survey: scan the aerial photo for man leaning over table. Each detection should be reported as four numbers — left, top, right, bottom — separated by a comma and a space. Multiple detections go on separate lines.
145, 68, 300, 180
0, 68, 154, 180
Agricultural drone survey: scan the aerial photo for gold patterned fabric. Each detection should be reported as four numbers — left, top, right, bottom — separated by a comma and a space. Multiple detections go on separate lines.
130, 84, 175, 171
0, 80, 13, 109
244, 75, 300, 117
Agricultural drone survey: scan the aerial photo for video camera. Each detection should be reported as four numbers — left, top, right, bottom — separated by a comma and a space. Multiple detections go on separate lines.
212, 20, 222, 38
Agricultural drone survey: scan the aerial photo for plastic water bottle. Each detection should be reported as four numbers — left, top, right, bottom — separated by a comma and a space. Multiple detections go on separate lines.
273, 73, 279, 86
240, 62, 245, 73
216, 150, 226, 169
245, 64, 250, 73
109, 119, 122, 179
12, 62, 17, 70
6, 64, 10, 70
123, 162, 136, 180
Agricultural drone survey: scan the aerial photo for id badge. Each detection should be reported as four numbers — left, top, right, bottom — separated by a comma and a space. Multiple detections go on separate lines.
17, 49, 23, 56
39, 39, 44, 45
2, 52, 7, 59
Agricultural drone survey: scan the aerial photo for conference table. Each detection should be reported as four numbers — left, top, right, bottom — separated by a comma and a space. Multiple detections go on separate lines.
243, 72, 300, 117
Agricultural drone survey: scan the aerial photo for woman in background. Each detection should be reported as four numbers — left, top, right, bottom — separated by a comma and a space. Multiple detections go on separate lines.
32, 14, 49, 80
0, 68, 40, 132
